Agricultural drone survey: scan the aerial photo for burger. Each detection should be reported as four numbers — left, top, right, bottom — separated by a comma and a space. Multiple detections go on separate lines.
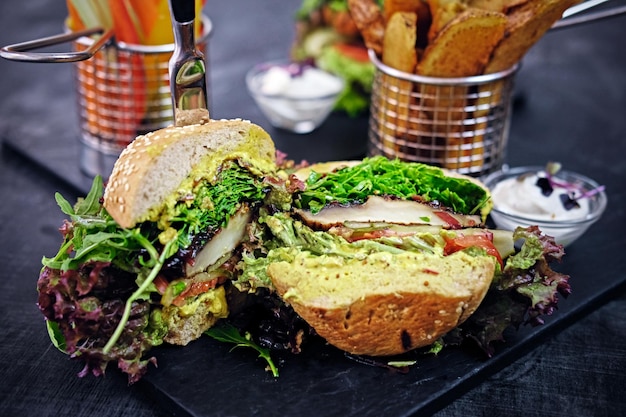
37, 120, 570, 382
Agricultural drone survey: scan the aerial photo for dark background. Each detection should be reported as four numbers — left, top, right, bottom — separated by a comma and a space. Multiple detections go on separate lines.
1, 1, 625, 416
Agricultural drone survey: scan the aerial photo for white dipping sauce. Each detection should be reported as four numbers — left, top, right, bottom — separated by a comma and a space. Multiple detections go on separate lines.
259, 66, 343, 99
491, 172, 589, 221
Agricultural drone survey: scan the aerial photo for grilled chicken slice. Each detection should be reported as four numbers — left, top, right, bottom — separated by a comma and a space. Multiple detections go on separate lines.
295, 195, 482, 230
185, 205, 252, 277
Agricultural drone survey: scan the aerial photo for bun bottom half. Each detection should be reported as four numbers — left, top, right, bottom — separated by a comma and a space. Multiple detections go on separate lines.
268, 249, 496, 356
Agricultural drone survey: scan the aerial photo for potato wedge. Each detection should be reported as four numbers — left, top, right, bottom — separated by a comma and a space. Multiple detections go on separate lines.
416, 8, 507, 168
418, 8, 507, 76
426, 0, 468, 43
347, 0, 386, 54
485, 0, 582, 73
384, 0, 432, 48
382, 12, 418, 72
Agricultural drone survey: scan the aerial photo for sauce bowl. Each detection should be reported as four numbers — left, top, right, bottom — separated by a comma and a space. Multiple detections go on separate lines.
483, 165, 607, 247
246, 60, 344, 134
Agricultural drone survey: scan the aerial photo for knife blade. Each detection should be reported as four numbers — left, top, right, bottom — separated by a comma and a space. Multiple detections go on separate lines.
168, 0, 210, 126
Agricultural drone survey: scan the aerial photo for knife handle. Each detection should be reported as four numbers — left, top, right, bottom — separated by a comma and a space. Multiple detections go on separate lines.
168, 0, 210, 125
170, 0, 196, 23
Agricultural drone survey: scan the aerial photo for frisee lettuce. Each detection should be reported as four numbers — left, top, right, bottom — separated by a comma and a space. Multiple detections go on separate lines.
170, 163, 269, 241
295, 156, 490, 215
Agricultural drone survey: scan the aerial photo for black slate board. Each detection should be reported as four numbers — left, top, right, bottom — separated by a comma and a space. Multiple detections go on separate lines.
138, 274, 624, 417
3, 120, 625, 417
3, 131, 95, 196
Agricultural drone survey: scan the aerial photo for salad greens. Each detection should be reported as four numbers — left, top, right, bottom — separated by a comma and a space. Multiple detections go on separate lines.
43, 163, 267, 273
37, 153, 572, 381
168, 163, 268, 243
447, 226, 571, 355
37, 164, 269, 383
295, 156, 490, 215
42, 176, 164, 273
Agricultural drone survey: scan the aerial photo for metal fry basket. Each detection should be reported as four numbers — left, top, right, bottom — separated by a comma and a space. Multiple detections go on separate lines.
367, 50, 518, 177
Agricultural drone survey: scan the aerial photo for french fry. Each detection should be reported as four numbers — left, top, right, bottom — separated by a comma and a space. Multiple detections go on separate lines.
485, 0, 582, 73
347, 0, 386, 55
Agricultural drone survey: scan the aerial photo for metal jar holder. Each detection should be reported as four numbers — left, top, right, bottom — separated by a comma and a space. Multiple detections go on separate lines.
368, 50, 518, 177
1, 16, 212, 178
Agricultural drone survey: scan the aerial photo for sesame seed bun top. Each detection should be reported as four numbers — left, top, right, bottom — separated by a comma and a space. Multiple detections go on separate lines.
103, 119, 276, 229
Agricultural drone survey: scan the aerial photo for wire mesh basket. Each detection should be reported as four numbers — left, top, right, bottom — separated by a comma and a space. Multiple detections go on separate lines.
367, 50, 518, 177
74, 18, 212, 177
0, 16, 211, 178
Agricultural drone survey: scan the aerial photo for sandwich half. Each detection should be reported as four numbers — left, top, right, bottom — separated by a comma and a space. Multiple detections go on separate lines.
37, 119, 277, 382
235, 157, 570, 357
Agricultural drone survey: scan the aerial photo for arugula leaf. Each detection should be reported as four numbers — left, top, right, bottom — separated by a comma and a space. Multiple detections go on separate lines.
74, 175, 105, 216
55, 192, 76, 216
46, 320, 67, 353
205, 322, 279, 377
38, 164, 267, 381
103, 238, 175, 354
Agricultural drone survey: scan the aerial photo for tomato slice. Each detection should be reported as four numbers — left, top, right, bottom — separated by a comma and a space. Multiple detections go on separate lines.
172, 279, 218, 307
443, 231, 503, 268
433, 211, 463, 229
333, 43, 370, 63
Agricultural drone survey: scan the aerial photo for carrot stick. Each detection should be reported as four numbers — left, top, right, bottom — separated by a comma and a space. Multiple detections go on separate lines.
108, 0, 140, 43
107, 0, 147, 145
66, 1, 86, 31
